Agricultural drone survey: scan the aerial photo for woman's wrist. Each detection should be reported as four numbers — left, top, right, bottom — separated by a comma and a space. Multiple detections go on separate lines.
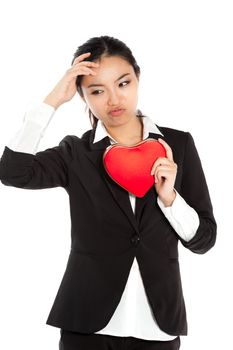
43, 94, 62, 110
158, 189, 176, 207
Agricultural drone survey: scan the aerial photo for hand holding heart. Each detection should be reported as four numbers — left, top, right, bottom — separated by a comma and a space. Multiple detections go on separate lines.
151, 138, 177, 207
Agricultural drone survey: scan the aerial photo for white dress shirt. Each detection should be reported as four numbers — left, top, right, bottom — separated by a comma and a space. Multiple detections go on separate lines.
7, 102, 199, 340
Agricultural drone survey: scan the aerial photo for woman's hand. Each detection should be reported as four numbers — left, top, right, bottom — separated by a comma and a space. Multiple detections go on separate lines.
43, 52, 99, 110
150, 138, 178, 207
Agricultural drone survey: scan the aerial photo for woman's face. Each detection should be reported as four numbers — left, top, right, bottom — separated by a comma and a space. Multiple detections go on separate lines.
80, 55, 140, 128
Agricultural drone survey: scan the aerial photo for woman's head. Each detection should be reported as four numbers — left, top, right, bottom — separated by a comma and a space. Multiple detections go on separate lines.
71, 36, 142, 129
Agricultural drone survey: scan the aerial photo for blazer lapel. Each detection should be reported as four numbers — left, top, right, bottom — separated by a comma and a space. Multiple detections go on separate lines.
85, 130, 140, 234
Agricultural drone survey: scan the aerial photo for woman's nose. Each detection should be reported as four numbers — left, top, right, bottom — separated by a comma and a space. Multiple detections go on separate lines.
107, 91, 120, 106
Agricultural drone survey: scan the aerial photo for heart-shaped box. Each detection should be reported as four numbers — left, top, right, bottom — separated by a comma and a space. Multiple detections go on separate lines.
103, 138, 166, 197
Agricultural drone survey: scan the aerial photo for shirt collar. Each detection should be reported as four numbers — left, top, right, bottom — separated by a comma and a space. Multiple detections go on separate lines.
93, 114, 164, 144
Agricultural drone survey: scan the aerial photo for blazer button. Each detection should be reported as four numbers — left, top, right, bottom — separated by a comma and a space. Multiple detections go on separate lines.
131, 234, 140, 245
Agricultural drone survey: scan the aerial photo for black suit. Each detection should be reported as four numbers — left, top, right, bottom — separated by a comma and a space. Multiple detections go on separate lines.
0, 124, 217, 336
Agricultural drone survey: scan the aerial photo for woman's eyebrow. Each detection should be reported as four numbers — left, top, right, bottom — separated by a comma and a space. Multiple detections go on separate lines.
87, 73, 131, 88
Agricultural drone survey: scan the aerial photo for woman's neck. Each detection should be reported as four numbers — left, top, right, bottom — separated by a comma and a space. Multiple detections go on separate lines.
105, 116, 143, 146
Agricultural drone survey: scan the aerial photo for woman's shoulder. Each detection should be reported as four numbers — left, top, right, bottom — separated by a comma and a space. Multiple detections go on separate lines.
156, 124, 190, 138
155, 124, 192, 145
59, 130, 91, 145
58, 129, 94, 151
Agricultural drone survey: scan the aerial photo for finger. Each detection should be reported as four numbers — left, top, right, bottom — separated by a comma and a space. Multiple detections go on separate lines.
66, 68, 97, 81
79, 61, 99, 66
154, 166, 174, 180
73, 52, 91, 65
158, 138, 173, 161
150, 157, 171, 175
73, 66, 97, 75
74, 61, 100, 68
68, 65, 97, 75
72, 53, 91, 66
76, 68, 97, 76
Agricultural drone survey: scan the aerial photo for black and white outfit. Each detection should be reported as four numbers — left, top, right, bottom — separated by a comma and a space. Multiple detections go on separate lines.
0, 103, 217, 350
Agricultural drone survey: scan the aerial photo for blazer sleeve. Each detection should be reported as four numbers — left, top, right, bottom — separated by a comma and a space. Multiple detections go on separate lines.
0, 135, 72, 190
178, 132, 217, 254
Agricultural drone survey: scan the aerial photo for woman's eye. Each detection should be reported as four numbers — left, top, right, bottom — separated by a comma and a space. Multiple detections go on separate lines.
91, 80, 131, 95
120, 80, 130, 87
91, 90, 102, 95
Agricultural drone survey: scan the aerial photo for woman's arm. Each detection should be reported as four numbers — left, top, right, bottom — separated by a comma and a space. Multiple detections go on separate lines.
0, 52, 100, 190
0, 102, 71, 189
176, 132, 217, 254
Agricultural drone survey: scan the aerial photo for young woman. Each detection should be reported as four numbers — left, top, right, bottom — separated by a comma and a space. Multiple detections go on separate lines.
0, 35, 217, 350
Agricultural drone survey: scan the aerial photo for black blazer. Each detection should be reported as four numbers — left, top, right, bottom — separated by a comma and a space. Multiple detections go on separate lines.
0, 124, 217, 336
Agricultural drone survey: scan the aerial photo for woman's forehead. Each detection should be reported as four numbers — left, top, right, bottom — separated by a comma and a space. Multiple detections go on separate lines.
82, 57, 134, 87
94, 56, 132, 73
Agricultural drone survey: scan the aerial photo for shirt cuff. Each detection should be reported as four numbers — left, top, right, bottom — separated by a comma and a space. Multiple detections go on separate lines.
23, 102, 55, 131
157, 189, 200, 242
6, 102, 56, 154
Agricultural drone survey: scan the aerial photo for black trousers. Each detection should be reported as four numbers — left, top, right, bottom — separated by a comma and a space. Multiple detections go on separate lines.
59, 329, 181, 350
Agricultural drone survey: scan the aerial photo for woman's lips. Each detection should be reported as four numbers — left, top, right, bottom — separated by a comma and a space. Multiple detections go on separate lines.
110, 109, 125, 116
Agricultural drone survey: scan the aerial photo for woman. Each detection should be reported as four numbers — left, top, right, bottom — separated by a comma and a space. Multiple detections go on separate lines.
0, 35, 217, 350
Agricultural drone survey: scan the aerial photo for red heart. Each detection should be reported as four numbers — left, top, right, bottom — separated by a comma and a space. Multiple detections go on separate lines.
103, 138, 167, 197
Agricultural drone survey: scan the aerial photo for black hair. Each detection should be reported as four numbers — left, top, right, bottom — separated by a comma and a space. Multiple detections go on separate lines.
71, 35, 144, 129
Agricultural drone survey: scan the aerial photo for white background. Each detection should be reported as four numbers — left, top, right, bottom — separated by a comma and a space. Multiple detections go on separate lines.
0, 1, 232, 349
